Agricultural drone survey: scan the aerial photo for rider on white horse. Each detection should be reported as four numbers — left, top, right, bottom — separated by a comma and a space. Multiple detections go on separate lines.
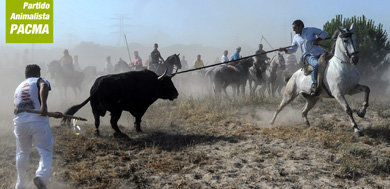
271, 23, 369, 137
279, 20, 328, 95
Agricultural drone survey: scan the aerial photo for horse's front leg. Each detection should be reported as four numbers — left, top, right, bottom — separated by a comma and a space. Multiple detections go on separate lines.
334, 94, 363, 137
351, 84, 370, 118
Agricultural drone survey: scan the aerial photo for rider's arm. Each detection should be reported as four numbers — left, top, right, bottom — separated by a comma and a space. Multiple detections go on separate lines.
311, 27, 328, 40
286, 39, 299, 54
309, 27, 328, 45
158, 52, 165, 62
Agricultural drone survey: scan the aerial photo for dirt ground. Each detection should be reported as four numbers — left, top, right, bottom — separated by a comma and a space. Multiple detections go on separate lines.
1, 94, 389, 188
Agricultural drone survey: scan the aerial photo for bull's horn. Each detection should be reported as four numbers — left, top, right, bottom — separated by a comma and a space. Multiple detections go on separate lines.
158, 66, 168, 80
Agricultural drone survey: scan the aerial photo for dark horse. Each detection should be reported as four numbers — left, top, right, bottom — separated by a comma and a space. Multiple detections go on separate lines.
47, 60, 85, 97
150, 54, 182, 75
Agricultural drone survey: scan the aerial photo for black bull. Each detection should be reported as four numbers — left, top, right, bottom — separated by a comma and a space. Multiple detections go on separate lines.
63, 69, 178, 136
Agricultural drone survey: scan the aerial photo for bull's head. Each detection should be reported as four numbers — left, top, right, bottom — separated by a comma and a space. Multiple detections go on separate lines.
158, 67, 179, 100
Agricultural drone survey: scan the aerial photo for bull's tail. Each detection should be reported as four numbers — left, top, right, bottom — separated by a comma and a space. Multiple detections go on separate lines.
62, 96, 91, 123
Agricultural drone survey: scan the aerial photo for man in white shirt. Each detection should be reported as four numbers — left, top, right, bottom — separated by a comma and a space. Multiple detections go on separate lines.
221, 50, 229, 64
13, 64, 60, 189
279, 19, 328, 95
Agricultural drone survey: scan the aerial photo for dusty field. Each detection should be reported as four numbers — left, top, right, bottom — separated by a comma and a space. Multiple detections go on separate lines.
1, 95, 390, 188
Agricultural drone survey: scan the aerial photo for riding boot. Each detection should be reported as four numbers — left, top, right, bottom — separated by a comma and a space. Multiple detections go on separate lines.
310, 83, 319, 96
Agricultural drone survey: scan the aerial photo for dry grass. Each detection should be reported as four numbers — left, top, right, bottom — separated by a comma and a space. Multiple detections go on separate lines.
1, 95, 389, 188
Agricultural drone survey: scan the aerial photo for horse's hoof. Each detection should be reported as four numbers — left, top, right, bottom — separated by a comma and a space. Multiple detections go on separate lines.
354, 128, 364, 137
357, 108, 366, 118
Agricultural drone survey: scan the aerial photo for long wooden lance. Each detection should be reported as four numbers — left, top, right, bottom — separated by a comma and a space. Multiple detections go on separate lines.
124, 33, 133, 64
25, 109, 88, 121
171, 46, 293, 76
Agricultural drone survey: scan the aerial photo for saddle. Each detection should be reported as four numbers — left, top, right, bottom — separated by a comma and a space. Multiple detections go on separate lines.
299, 52, 332, 95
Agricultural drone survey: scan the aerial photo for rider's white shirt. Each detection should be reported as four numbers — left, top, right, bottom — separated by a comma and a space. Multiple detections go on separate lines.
221, 55, 229, 63
287, 27, 327, 57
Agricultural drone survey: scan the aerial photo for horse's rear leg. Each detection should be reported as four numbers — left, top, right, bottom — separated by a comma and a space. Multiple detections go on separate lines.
270, 89, 298, 125
350, 84, 370, 118
302, 96, 319, 126
334, 94, 363, 137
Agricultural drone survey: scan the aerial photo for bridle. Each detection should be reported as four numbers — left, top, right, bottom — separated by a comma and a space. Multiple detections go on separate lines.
338, 31, 359, 62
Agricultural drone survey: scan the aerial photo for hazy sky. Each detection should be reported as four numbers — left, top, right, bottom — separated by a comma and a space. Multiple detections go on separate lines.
0, 0, 389, 49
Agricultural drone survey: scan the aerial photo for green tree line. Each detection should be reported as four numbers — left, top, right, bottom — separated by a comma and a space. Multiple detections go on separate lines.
321, 15, 390, 80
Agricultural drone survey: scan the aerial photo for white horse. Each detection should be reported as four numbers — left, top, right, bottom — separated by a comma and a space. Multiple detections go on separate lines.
270, 24, 370, 137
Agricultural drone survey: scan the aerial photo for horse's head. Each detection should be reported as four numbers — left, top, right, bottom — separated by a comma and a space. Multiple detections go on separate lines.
278, 53, 286, 70
47, 60, 61, 77
239, 57, 254, 68
269, 53, 285, 70
164, 54, 182, 73
336, 24, 359, 64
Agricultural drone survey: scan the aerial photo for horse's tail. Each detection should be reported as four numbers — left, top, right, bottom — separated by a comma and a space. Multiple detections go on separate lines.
62, 96, 91, 123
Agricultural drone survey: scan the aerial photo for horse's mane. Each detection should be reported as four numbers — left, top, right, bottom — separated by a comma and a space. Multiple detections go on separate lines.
269, 54, 278, 65
330, 30, 340, 55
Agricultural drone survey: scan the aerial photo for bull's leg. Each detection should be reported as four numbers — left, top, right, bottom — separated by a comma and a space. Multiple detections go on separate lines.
134, 117, 142, 133
92, 109, 101, 136
301, 96, 319, 126
134, 111, 146, 133
349, 84, 370, 118
110, 110, 124, 136
270, 83, 298, 125
334, 94, 363, 137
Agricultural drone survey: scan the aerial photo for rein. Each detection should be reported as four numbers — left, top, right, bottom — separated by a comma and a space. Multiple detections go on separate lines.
335, 32, 359, 63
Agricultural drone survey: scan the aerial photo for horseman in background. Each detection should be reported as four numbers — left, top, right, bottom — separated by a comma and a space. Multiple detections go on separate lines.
59, 49, 74, 73
255, 44, 270, 71
194, 54, 206, 76
132, 51, 144, 71
230, 46, 242, 65
114, 58, 130, 73
221, 50, 229, 64
180, 55, 189, 70
150, 43, 165, 73
279, 19, 328, 95
105, 56, 114, 73
194, 54, 205, 68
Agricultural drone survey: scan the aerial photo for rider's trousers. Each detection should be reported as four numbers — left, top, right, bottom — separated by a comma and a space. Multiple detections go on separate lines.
305, 55, 319, 84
